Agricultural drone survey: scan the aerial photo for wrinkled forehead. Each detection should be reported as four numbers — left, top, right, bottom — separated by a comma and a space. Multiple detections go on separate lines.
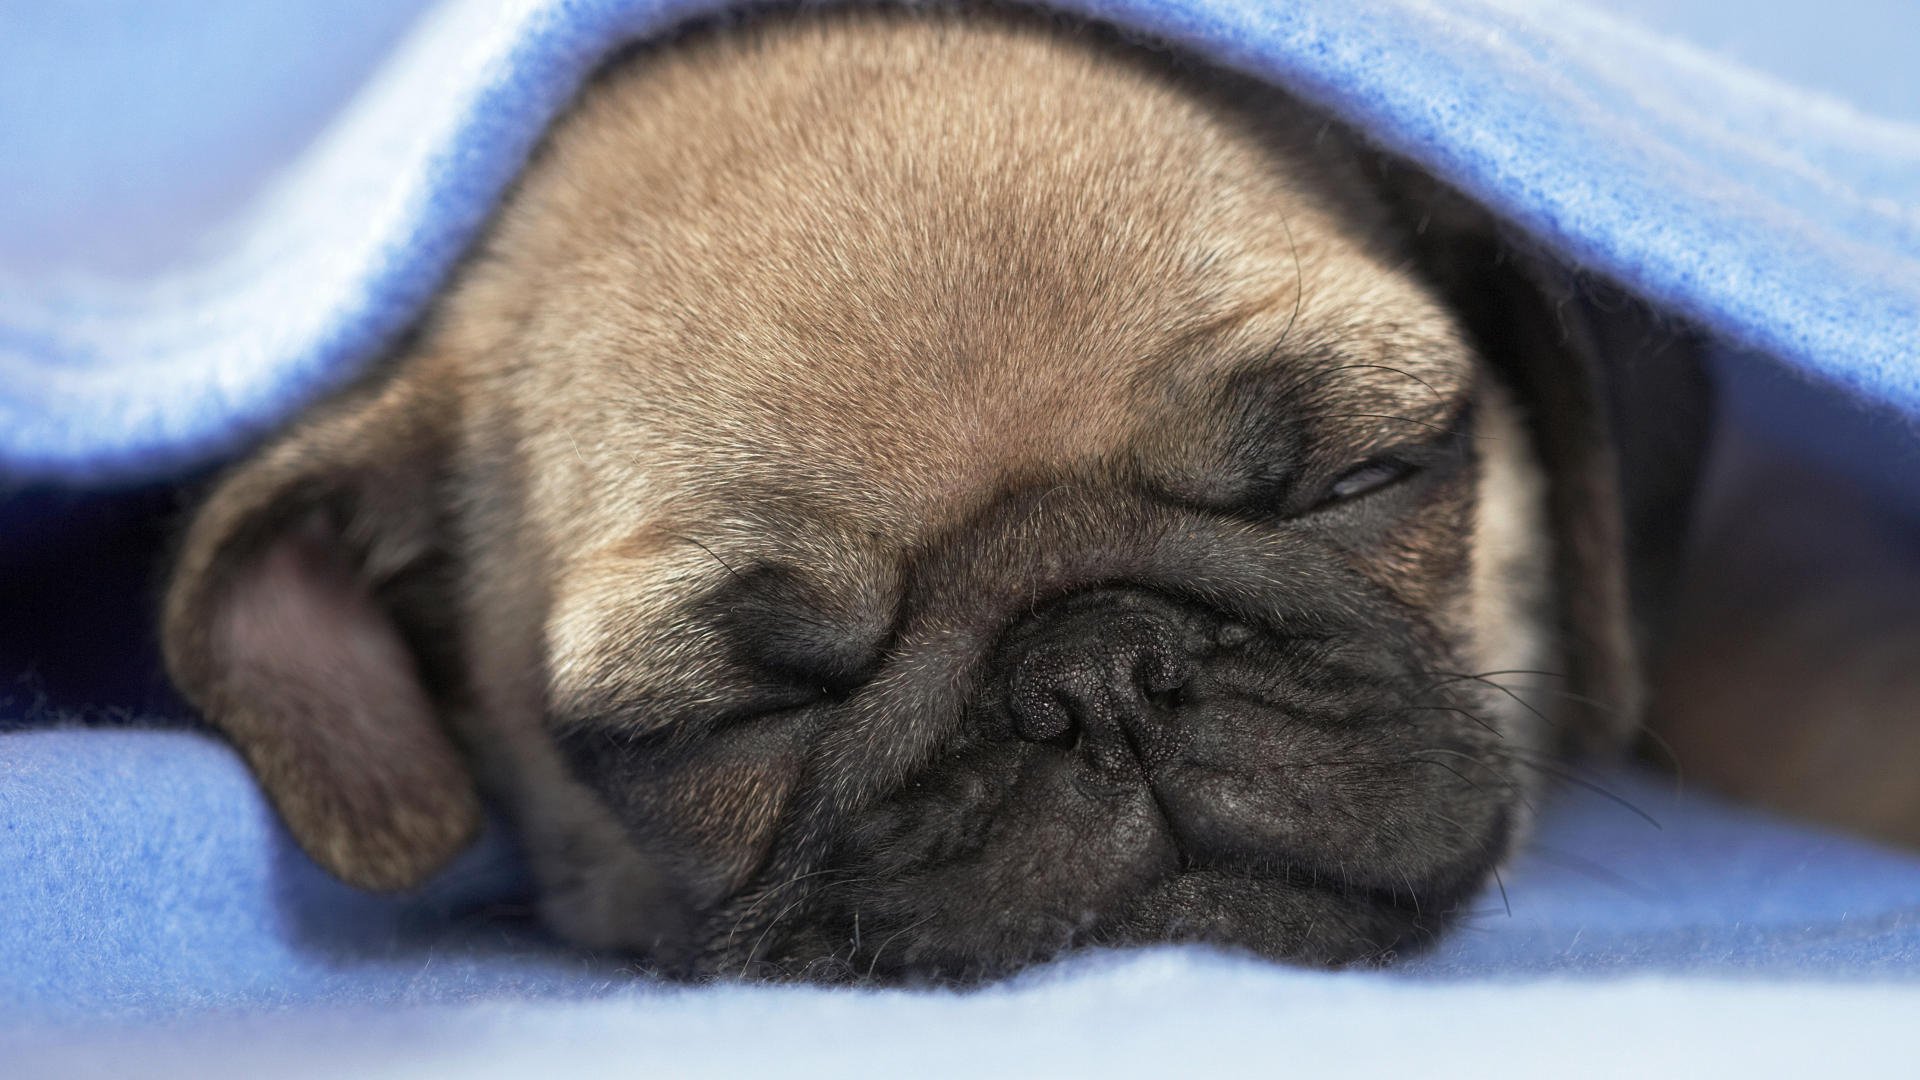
459, 14, 1472, 560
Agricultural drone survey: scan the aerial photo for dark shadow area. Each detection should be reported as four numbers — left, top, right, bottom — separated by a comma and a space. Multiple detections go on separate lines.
0, 483, 199, 728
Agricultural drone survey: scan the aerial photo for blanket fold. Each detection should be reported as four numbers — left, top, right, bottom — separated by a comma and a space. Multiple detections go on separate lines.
1, 0, 1915, 483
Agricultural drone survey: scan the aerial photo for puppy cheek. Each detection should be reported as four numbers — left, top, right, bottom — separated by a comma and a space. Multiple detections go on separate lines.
647, 718, 809, 901
1462, 384, 1559, 748
1361, 477, 1476, 620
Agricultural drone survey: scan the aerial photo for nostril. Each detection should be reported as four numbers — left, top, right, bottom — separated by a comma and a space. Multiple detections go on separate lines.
1008, 649, 1098, 742
1010, 683, 1076, 742
1134, 647, 1193, 714
1138, 648, 1193, 696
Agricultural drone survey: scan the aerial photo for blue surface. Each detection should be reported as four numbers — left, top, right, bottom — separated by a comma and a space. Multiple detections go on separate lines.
15, 973, 1920, 1079
4, 0, 1920, 1069
7, 728, 1920, 1067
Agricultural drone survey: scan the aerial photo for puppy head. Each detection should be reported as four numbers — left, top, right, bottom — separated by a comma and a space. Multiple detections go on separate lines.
164, 11, 1662, 980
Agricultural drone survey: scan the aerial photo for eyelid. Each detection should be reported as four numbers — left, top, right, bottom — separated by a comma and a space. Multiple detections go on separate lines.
1316, 396, 1478, 504
1324, 458, 1414, 502
698, 562, 892, 695
1306, 417, 1471, 513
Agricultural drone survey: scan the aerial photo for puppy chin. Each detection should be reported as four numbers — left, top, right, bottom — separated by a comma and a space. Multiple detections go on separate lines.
1113, 870, 1449, 964
536, 839, 699, 963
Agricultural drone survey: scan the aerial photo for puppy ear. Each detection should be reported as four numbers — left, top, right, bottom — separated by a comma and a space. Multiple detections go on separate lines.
163, 375, 480, 890
1373, 164, 1712, 749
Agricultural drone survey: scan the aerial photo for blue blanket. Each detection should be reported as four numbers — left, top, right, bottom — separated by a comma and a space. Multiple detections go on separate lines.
9, 730, 1920, 1069
5, 0, 1920, 1068
3, 0, 1918, 486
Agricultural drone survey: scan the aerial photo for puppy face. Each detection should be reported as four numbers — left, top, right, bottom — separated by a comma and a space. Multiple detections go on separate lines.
166, 11, 1647, 981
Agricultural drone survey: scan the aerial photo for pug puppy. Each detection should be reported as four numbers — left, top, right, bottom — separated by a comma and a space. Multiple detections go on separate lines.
161, 7, 1704, 981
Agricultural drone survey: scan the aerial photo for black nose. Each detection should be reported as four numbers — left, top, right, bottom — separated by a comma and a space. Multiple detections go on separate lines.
1002, 592, 1200, 757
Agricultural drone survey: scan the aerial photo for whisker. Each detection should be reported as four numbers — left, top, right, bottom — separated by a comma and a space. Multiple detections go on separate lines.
739, 875, 888, 977
1295, 363, 1447, 400
1279, 211, 1305, 346
1489, 865, 1512, 918
742, 891, 819, 976
1407, 747, 1538, 815
1470, 672, 1622, 717
1455, 670, 1684, 788
1393, 702, 1505, 739
1404, 752, 1497, 795
673, 533, 746, 583
1460, 668, 1570, 681
1522, 844, 1659, 902
1449, 912, 1511, 929
1411, 745, 1505, 777
1489, 748, 1663, 830
1317, 413, 1495, 440
1422, 670, 1558, 731
722, 866, 860, 951
865, 913, 938, 981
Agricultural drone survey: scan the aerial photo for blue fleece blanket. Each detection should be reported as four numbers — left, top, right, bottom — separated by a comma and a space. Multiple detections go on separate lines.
3, 0, 1918, 486
4, 0, 1920, 1069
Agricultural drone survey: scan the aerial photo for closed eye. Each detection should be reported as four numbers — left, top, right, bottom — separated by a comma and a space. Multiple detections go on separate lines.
699, 562, 891, 701
1313, 457, 1417, 509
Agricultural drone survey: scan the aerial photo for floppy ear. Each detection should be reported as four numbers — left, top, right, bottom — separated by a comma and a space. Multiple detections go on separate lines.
1372, 164, 1712, 749
163, 375, 480, 890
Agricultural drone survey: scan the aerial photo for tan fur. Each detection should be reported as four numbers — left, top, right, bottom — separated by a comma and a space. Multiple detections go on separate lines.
1466, 379, 1558, 765
446, 14, 1475, 722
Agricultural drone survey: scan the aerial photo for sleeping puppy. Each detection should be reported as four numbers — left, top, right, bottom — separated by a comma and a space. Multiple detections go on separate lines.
161, 8, 1703, 981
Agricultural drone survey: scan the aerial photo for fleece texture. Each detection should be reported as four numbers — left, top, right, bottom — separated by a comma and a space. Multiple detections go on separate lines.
1, 0, 1917, 484
3, 0, 1919, 1071
7, 728, 1920, 1068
